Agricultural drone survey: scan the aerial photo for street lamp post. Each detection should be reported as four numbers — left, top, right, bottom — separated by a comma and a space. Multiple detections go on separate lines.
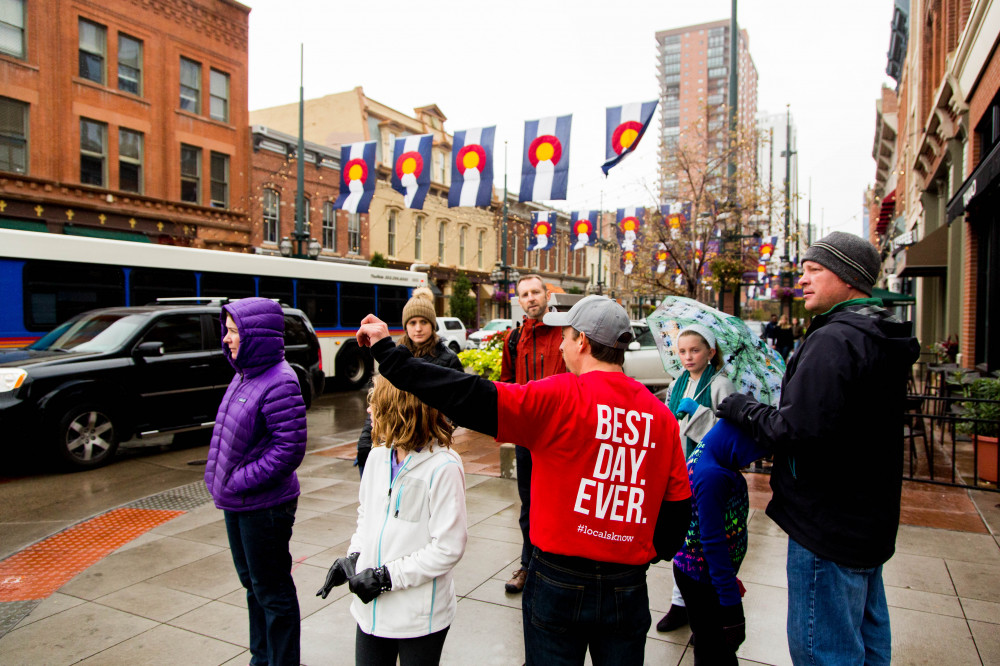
280, 45, 321, 261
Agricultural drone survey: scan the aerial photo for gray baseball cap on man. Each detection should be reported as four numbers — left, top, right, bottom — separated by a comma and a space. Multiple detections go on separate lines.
543, 295, 634, 349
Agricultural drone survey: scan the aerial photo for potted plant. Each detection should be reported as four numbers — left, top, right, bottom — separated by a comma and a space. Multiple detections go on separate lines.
955, 372, 1000, 483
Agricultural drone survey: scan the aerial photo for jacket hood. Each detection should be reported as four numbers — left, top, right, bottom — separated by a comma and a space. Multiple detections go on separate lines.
822, 303, 920, 369
703, 419, 770, 470
221, 298, 285, 375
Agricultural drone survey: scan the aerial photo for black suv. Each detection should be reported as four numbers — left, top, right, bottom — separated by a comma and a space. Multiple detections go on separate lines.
0, 299, 324, 470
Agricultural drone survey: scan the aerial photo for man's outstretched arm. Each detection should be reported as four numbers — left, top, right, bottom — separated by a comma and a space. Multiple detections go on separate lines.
357, 315, 498, 437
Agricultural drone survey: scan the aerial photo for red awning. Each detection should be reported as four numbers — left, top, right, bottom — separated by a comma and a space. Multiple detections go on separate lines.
876, 190, 896, 234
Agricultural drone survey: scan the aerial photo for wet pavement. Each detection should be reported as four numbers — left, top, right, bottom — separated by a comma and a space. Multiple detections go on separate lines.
1, 390, 999, 664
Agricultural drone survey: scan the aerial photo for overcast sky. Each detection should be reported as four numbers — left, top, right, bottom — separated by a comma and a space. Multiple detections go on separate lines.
246, 0, 897, 239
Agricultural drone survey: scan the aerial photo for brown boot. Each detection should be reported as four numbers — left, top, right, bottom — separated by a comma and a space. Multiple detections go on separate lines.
504, 568, 527, 593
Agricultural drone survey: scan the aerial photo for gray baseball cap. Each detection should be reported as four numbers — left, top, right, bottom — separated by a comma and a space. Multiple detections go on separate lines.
543, 295, 634, 349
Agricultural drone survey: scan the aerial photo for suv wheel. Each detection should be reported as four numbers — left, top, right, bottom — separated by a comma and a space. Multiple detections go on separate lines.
336, 343, 372, 391
449, 341, 461, 353
55, 404, 120, 470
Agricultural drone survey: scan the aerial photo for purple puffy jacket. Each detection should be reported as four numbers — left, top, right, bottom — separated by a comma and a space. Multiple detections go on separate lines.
204, 298, 307, 512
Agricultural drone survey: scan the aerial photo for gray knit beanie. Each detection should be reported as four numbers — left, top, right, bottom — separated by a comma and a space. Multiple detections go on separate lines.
402, 291, 437, 329
801, 231, 880, 295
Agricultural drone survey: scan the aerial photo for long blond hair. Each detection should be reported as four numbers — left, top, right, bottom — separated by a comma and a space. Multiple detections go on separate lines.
369, 376, 453, 453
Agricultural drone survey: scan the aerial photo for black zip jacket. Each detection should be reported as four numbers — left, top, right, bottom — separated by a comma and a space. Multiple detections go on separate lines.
724, 302, 919, 568
370, 337, 691, 563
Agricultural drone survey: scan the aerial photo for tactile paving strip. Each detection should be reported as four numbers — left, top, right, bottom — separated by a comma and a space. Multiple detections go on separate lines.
0, 507, 182, 603
125, 481, 213, 512
0, 600, 39, 637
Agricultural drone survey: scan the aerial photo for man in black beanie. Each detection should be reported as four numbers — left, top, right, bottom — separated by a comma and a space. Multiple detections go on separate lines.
716, 231, 919, 665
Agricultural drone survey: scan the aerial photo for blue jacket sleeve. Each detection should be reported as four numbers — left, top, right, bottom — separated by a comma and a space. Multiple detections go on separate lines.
691, 459, 743, 607
232, 377, 307, 494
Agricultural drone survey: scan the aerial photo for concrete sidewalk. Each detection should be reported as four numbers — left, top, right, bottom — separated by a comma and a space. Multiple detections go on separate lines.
1, 435, 999, 664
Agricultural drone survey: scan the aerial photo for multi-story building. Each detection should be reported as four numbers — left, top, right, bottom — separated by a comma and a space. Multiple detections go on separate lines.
655, 19, 759, 205
871, 0, 1000, 371
757, 109, 800, 264
0, 0, 251, 249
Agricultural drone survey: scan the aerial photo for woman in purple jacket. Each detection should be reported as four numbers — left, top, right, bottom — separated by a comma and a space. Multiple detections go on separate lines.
205, 297, 307, 666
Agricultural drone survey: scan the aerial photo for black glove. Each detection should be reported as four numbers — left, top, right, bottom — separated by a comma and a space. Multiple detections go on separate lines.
720, 603, 746, 651
349, 565, 392, 604
715, 392, 756, 424
316, 552, 360, 599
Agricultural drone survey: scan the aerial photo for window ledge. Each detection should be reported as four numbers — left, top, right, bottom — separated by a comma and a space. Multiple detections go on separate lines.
72, 76, 152, 106
0, 54, 38, 71
175, 108, 235, 131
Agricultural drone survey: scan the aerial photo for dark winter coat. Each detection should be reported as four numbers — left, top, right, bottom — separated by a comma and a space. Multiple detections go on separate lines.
726, 301, 919, 568
204, 298, 307, 512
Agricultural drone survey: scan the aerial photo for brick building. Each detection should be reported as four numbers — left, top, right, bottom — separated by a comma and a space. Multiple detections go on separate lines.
0, 0, 251, 249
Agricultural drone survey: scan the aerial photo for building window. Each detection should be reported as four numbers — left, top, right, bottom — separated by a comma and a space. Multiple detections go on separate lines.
79, 118, 106, 186
179, 57, 201, 113
118, 128, 142, 193
117, 34, 142, 95
385, 132, 396, 165
0, 96, 28, 174
180, 144, 200, 203
348, 213, 360, 254
438, 221, 446, 263
210, 151, 228, 207
299, 196, 311, 233
387, 209, 397, 256
459, 226, 466, 266
78, 19, 106, 84
414, 215, 423, 260
263, 188, 279, 243
209, 69, 229, 122
0, 0, 25, 58
322, 202, 336, 250
477, 229, 484, 269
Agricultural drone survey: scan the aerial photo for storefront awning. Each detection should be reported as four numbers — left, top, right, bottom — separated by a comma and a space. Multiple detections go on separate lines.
872, 287, 915, 304
876, 190, 896, 234
479, 283, 495, 297
427, 282, 443, 297
895, 224, 948, 277
947, 141, 1000, 222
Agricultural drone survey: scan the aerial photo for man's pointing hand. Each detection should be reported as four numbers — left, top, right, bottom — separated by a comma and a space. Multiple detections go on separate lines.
357, 314, 391, 347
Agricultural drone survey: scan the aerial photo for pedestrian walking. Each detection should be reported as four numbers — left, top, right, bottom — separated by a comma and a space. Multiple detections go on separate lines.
774, 315, 794, 361
205, 297, 307, 666
763, 314, 778, 348
716, 232, 920, 665
355, 295, 692, 665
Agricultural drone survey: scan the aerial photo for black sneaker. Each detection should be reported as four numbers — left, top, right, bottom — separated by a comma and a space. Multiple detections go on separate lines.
656, 604, 689, 632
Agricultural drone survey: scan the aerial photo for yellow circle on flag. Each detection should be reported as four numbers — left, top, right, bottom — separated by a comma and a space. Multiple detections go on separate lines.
348, 164, 364, 181
620, 128, 639, 149
536, 142, 555, 162
401, 157, 417, 174
463, 152, 480, 169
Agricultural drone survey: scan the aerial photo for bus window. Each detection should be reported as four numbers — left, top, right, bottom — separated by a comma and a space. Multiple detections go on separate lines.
23, 260, 125, 330
298, 279, 338, 328
259, 276, 294, 307
340, 283, 376, 327
131, 267, 197, 304
201, 272, 255, 299
378, 285, 408, 325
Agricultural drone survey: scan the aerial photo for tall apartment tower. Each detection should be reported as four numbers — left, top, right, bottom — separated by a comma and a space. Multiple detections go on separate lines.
655, 20, 758, 203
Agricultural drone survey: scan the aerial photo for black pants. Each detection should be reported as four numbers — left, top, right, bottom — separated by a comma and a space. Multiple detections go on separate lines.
515, 444, 534, 568
673, 565, 738, 666
355, 625, 450, 666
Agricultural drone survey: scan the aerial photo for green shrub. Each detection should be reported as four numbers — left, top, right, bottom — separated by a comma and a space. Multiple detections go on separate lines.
457, 333, 504, 380
956, 374, 1000, 437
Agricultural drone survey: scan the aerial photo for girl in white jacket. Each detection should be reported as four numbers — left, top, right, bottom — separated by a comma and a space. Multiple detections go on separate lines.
317, 377, 467, 665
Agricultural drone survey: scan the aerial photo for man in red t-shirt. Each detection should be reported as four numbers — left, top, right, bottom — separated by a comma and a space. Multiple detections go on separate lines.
499, 274, 567, 594
357, 295, 691, 665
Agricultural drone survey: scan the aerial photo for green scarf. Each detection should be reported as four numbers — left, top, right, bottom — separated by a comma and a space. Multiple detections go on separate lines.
667, 365, 716, 457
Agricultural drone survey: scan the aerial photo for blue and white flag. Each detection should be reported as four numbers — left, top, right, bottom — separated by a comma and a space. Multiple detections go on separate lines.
570, 210, 600, 250
616, 207, 645, 253
334, 141, 376, 213
602, 100, 657, 175
390, 134, 434, 209
527, 211, 557, 251
520, 115, 572, 202
448, 126, 495, 208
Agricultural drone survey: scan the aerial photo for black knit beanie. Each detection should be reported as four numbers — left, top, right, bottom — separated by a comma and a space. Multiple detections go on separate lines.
801, 231, 880, 296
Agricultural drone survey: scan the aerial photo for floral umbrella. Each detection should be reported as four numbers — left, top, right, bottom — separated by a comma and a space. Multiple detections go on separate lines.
646, 296, 786, 406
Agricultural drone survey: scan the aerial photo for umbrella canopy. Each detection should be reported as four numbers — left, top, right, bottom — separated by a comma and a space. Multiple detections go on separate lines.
647, 296, 786, 405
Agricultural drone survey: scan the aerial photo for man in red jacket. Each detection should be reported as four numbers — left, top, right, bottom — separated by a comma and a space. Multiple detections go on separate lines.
500, 274, 567, 593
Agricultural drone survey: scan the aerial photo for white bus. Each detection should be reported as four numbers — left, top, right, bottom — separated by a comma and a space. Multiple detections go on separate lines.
0, 228, 427, 389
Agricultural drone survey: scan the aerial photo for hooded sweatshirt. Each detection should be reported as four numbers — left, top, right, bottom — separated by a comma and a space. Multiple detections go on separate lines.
204, 298, 307, 512
730, 301, 920, 568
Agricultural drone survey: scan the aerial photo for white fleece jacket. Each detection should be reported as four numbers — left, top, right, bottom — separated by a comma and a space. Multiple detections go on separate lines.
349, 443, 467, 639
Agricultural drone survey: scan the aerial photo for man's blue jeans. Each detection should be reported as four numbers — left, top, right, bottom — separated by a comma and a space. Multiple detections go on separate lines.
522, 550, 650, 666
786, 537, 891, 666
224, 499, 300, 666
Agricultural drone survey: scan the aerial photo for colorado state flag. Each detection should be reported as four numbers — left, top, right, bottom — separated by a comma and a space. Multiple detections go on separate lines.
602, 100, 657, 175
391, 134, 434, 209
334, 141, 376, 214
520, 115, 572, 202
448, 126, 495, 208
616, 207, 645, 253
570, 210, 600, 250
652, 242, 669, 275
527, 211, 556, 251
661, 202, 691, 239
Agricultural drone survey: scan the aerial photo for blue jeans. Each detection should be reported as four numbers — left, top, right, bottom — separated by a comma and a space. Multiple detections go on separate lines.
522, 550, 650, 666
786, 537, 890, 666
224, 499, 300, 666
